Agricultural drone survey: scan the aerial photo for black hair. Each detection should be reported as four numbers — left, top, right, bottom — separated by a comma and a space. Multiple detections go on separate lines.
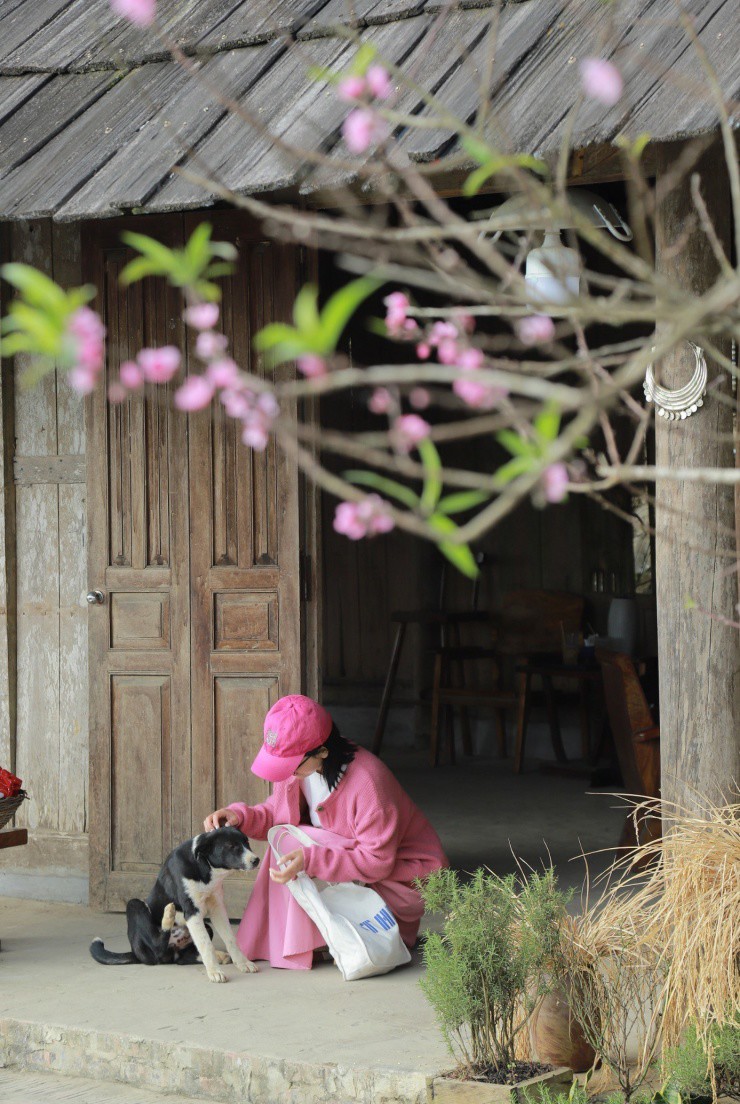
306, 723, 357, 792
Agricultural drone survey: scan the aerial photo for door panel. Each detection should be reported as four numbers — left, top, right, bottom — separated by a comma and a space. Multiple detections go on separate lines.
187, 219, 301, 915
87, 213, 306, 914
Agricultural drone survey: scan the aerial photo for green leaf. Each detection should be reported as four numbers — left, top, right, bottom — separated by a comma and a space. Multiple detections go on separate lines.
253, 322, 302, 353
428, 514, 480, 579
118, 256, 167, 286
208, 240, 238, 262
497, 429, 533, 458
436, 490, 491, 515
184, 222, 213, 271
1, 263, 69, 312
120, 231, 178, 269
343, 469, 420, 510
494, 456, 534, 485
417, 437, 442, 513
351, 43, 378, 76
533, 403, 561, 444
293, 284, 321, 335
319, 277, 381, 351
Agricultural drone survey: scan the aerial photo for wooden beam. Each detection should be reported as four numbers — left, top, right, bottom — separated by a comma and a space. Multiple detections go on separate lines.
13, 454, 86, 485
654, 140, 740, 811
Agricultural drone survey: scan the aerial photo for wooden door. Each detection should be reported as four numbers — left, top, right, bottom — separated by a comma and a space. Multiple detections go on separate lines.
86, 214, 305, 912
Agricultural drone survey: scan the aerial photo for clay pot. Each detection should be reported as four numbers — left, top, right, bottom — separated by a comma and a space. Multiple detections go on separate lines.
529, 985, 595, 1073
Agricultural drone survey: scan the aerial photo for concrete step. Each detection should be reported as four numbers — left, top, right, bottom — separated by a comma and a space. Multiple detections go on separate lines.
0, 1067, 219, 1104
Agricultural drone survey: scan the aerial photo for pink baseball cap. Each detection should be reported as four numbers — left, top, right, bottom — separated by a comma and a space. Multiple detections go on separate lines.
251, 695, 333, 783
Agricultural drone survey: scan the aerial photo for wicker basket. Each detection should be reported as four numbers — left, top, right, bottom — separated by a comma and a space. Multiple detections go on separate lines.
0, 792, 27, 830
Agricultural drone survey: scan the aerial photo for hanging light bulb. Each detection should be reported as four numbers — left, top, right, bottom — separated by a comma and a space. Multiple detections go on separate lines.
524, 230, 581, 307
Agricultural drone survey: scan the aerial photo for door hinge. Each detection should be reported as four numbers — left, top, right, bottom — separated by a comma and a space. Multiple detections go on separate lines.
300, 553, 312, 603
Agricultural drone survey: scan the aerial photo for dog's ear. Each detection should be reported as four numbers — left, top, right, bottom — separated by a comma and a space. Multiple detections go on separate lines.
192, 833, 211, 862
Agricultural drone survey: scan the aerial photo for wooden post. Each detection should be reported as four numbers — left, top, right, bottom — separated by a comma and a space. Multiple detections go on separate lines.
0, 222, 17, 775
655, 140, 740, 811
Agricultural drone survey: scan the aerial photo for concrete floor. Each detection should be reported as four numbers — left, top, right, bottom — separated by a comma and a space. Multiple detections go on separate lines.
0, 727, 627, 1102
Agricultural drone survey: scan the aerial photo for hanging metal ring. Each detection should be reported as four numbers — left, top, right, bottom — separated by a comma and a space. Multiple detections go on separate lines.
643, 341, 708, 421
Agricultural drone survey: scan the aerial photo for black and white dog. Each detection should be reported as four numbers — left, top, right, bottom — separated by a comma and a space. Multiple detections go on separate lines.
90, 827, 260, 983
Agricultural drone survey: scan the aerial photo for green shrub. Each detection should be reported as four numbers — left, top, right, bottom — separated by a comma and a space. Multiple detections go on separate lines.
663, 1021, 740, 1100
419, 866, 570, 1076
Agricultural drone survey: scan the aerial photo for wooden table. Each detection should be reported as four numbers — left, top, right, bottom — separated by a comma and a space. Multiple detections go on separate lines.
513, 656, 602, 773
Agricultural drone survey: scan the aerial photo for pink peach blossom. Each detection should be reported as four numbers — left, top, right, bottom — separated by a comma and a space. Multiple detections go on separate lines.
393, 413, 430, 453
195, 330, 228, 360
183, 303, 220, 330
429, 321, 458, 345
256, 391, 279, 419
542, 462, 569, 503
365, 65, 392, 100
517, 315, 556, 346
337, 75, 367, 102
454, 312, 476, 334
416, 342, 431, 360
67, 306, 105, 374
383, 291, 410, 337
241, 422, 269, 451
220, 388, 251, 419
68, 366, 98, 395
453, 376, 506, 410
409, 387, 430, 410
206, 358, 240, 389
110, 0, 156, 26
437, 338, 460, 365
297, 354, 328, 379
579, 58, 624, 106
342, 108, 387, 154
107, 381, 128, 404
119, 360, 144, 390
369, 387, 393, 415
174, 375, 215, 411
333, 495, 394, 540
456, 346, 485, 370
137, 346, 181, 384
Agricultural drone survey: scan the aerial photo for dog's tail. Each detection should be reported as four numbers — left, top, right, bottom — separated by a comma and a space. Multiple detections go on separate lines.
89, 937, 138, 965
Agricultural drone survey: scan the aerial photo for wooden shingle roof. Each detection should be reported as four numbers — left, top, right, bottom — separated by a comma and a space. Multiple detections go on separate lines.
0, 0, 737, 221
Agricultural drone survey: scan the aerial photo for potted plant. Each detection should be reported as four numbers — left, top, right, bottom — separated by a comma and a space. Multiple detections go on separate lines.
419, 866, 574, 1104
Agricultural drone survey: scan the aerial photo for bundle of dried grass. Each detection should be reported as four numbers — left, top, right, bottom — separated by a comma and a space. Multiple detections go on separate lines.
602, 796, 740, 1052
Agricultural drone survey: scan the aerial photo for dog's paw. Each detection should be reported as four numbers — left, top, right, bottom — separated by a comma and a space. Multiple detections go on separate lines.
206, 968, 228, 983
235, 956, 259, 974
214, 950, 232, 965
161, 903, 176, 931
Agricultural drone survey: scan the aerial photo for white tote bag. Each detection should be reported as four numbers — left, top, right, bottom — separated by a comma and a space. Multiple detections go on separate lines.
267, 824, 412, 981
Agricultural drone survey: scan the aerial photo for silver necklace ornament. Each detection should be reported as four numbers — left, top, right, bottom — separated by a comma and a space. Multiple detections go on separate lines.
643, 341, 708, 421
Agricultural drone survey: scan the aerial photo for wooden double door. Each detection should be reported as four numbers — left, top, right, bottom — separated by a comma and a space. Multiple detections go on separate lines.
85, 214, 312, 912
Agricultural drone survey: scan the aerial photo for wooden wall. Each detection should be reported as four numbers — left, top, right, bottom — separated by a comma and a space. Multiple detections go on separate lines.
0, 219, 88, 896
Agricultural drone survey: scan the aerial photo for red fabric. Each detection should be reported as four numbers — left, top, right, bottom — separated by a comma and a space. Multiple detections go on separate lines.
0, 767, 22, 797
228, 747, 448, 968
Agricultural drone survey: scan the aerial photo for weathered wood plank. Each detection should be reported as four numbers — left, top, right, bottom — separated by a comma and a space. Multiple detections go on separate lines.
15, 481, 61, 833
197, 0, 331, 51
58, 483, 87, 834
0, 73, 117, 180
0, 828, 28, 849
56, 43, 285, 222
147, 36, 349, 211
12, 222, 57, 457
0, 74, 50, 130
0, 0, 73, 68
13, 455, 85, 484
0, 63, 189, 220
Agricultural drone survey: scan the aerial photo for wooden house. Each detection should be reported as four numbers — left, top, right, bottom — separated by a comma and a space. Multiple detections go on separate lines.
0, 0, 737, 908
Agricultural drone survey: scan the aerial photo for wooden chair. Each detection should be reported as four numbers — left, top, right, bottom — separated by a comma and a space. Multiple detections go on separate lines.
430, 589, 585, 767
596, 648, 661, 848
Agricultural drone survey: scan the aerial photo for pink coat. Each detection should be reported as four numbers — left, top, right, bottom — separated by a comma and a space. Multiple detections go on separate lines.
228, 748, 448, 969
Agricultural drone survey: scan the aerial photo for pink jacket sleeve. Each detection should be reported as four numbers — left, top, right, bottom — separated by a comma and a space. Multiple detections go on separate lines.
302, 784, 401, 884
227, 794, 277, 841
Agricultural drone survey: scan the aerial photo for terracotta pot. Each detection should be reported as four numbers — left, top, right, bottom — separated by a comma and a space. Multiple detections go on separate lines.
529, 986, 595, 1074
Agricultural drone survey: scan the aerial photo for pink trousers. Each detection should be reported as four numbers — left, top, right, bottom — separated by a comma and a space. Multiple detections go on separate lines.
235, 826, 424, 970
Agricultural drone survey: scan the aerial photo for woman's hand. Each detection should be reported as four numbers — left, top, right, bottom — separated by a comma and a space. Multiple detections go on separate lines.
269, 849, 305, 884
203, 807, 241, 832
